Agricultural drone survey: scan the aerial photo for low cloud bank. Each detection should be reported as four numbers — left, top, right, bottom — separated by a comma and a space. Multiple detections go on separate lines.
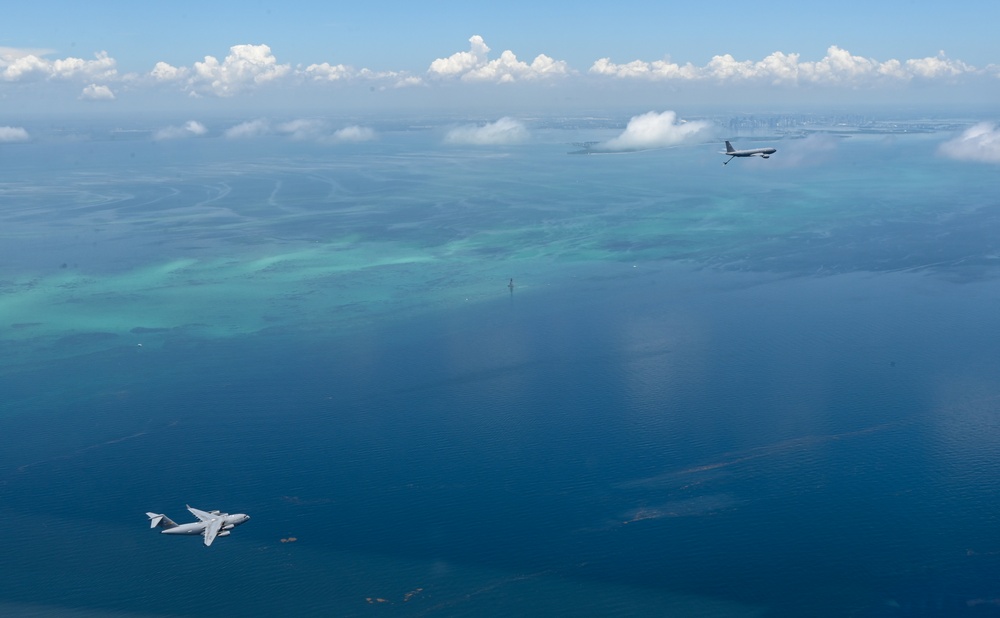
1, 39, 990, 105
591, 46, 976, 85
154, 120, 208, 140
333, 125, 376, 142
444, 117, 528, 145
595, 111, 710, 152
225, 118, 271, 139
939, 122, 1000, 163
0, 126, 30, 142
224, 118, 375, 142
276, 119, 327, 140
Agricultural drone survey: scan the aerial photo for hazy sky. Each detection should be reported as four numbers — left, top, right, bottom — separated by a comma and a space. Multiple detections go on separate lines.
3, 0, 1000, 114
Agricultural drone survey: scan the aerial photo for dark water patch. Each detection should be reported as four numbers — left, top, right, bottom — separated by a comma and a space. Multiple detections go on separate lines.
129, 326, 171, 334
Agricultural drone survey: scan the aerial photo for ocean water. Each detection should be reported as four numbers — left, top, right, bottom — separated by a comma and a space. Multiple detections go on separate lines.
3, 116, 1000, 617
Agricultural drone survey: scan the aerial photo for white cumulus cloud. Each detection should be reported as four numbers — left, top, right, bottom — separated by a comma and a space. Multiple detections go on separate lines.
939, 122, 1000, 163
80, 83, 115, 100
444, 117, 529, 145
597, 111, 710, 152
393, 76, 424, 88
193, 44, 289, 95
333, 125, 376, 142
304, 62, 354, 82
276, 118, 327, 140
590, 46, 979, 87
154, 120, 208, 140
150, 61, 187, 82
1, 50, 117, 82
905, 51, 974, 78
0, 126, 30, 142
224, 118, 272, 139
303, 63, 411, 85
430, 35, 491, 76
152, 44, 291, 97
590, 57, 700, 80
2, 40, 986, 105
429, 36, 569, 83
276, 119, 376, 142
222, 118, 376, 143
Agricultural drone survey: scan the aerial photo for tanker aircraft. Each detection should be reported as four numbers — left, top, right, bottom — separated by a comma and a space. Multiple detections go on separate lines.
722, 140, 777, 165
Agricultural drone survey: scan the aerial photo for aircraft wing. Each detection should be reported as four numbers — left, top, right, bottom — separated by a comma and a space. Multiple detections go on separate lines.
202, 517, 224, 547
187, 505, 215, 522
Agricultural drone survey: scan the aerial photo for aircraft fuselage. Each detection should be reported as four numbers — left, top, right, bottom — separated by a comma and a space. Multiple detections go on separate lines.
159, 517, 243, 536
730, 147, 777, 157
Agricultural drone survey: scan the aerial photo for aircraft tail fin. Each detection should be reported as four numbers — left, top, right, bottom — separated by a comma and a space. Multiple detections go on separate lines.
725, 140, 735, 153
146, 512, 178, 530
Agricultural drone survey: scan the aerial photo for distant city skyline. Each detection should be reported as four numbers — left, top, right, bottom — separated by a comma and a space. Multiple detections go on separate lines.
3, 1, 1000, 113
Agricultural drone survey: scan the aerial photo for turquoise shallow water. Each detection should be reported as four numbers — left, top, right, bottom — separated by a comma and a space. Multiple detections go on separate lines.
3, 117, 1000, 616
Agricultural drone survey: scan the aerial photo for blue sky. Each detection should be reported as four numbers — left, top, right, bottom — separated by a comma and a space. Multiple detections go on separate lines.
2, 0, 1000, 114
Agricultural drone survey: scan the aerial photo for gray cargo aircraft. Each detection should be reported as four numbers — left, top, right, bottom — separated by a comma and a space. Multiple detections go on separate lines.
146, 505, 250, 546
722, 140, 777, 165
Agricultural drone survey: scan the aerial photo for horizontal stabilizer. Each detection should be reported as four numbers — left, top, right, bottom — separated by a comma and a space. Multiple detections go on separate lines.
146, 512, 178, 529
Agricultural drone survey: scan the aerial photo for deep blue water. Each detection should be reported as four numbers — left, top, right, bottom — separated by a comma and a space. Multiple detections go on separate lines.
3, 117, 1000, 616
